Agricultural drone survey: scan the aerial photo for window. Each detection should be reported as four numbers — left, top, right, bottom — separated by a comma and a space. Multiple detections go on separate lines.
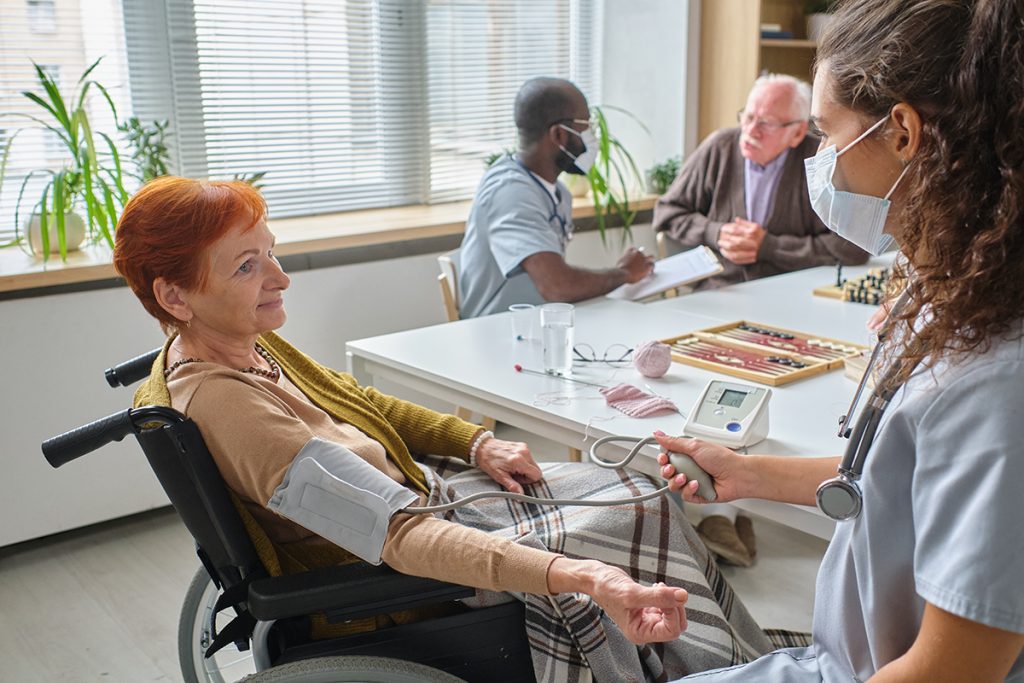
126, 0, 603, 218
1, 0, 601, 244
0, 0, 131, 243
26, 0, 57, 34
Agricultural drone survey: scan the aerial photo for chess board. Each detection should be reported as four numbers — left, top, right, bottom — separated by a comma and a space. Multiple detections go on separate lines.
663, 321, 868, 386
813, 267, 892, 305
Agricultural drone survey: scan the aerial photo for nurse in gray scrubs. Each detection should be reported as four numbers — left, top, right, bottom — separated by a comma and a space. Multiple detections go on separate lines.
661, 0, 1024, 680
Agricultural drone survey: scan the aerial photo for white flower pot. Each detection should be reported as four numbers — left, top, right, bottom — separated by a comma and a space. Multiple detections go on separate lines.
560, 173, 591, 199
806, 13, 831, 43
27, 212, 86, 255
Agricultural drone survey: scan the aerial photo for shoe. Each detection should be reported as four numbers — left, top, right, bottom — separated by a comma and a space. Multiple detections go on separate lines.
697, 515, 752, 568
735, 515, 757, 562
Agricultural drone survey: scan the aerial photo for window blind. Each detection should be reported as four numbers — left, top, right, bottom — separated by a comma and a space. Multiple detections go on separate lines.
0, 0, 132, 244
124, 0, 602, 219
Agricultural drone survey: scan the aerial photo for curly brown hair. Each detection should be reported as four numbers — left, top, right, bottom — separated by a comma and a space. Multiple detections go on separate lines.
818, 0, 1024, 385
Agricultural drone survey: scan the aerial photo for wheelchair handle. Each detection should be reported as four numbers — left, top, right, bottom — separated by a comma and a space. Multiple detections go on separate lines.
105, 348, 161, 387
41, 406, 186, 468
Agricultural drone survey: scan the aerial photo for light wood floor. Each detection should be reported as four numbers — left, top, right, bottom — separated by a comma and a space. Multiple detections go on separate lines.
0, 428, 828, 682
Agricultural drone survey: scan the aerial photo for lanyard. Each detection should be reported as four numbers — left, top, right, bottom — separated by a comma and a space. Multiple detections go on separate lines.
513, 158, 572, 243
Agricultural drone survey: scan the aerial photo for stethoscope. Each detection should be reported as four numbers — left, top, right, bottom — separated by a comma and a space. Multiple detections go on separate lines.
816, 290, 915, 521
513, 157, 573, 244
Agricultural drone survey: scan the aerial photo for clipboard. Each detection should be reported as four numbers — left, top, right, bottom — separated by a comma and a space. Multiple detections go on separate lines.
606, 246, 723, 301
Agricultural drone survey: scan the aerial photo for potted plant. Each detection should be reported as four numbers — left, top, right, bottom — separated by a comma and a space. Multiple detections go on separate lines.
119, 117, 171, 183
4, 59, 129, 261
805, 0, 836, 42
580, 105, 648, 244
646, 156, 681, 195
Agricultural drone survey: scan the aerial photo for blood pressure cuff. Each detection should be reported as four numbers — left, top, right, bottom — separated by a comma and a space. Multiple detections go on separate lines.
267, 437, 419, 564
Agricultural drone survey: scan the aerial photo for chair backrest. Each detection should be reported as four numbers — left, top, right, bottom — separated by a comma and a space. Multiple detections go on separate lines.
437, 250, 460, 322
655, 230, 687, 260
103, 348, 264, 588
138, 415, 266, 589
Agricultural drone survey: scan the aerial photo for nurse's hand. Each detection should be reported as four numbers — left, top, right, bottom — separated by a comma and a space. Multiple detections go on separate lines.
474, 436, 543, 494
653, 431, 752, 504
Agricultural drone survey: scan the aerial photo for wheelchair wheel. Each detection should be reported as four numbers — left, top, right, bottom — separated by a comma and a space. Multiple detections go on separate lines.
238, 655, 467, 682
178, 567, 257, 683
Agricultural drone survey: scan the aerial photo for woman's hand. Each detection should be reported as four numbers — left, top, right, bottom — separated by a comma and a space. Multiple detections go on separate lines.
653, 431, 754, 504
548, 558, 687, 644
474, 436, 542, 494
867, 300, 891, 331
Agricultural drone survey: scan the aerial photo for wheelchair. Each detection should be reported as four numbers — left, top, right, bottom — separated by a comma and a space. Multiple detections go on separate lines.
42, 350, 538, 683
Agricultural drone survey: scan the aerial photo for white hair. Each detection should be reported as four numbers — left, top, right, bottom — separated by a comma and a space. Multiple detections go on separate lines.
751, 73, 812, 121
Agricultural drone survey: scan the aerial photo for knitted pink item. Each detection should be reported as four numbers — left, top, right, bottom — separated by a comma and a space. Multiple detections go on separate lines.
600, 383, 679, 418
633, 340, 673, 378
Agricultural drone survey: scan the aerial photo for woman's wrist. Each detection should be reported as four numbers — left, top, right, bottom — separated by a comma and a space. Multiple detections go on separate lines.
467, 429, 493, 466
546, 557, 602, 595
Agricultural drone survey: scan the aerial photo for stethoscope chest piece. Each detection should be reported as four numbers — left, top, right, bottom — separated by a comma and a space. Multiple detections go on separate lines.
817, 473, 863, 521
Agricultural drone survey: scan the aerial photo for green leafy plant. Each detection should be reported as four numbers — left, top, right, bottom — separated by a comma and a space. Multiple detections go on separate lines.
586, 105, 648, 244
232, 170, 268, 189
5, 58, 129, 261
646, 156, 681, 195
484, 148, 515, 168
119, 117, 171, 183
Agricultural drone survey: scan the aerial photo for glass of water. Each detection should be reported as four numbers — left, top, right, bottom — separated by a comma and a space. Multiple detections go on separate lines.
540, 303, 575, 376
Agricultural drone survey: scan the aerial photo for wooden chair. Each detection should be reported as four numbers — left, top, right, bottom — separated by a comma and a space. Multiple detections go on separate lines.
437, 251, 496, 432
437, 252, 460, 324
436, 251, 580, 462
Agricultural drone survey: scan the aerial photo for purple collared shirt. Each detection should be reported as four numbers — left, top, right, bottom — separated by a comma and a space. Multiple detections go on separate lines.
744, 148, 789, 225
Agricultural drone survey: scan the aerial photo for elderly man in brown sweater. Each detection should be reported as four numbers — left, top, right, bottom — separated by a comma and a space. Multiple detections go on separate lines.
653, 74, 868, 291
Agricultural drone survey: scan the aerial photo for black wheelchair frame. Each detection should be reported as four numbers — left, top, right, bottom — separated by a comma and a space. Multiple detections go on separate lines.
42, 349, 537, 683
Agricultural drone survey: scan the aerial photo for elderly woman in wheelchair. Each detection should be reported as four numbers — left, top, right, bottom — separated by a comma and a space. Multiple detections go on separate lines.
109, 176, 779, 682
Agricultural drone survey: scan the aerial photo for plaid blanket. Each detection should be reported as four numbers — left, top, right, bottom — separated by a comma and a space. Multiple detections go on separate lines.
416, 456, 808, 683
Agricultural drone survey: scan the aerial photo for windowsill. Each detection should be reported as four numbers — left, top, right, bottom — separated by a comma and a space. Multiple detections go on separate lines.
0, 194, 658, 294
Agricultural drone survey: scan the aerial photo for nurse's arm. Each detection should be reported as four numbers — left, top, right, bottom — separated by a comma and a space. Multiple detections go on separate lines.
869, 602, 1024, 682
654, 434, 839, 505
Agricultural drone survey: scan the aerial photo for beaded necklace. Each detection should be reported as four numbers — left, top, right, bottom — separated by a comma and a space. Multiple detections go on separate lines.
163, 343, 281, 382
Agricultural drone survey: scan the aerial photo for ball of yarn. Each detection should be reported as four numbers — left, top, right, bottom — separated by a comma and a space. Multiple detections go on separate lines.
633, 341, 672, 378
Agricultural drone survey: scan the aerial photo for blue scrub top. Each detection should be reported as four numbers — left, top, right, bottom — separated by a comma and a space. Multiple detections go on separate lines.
675, 318, 1024, 681
458, 155, 573, 318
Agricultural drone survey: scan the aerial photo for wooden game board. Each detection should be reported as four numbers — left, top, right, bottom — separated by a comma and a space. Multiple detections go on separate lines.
813, 267, 892, 305
663, 321, 868, 386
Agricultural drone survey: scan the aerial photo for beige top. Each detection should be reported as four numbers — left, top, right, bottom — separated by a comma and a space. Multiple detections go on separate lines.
167, 362, 556, 595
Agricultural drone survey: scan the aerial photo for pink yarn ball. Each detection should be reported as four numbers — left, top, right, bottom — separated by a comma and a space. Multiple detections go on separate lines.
633, 341, 672, 378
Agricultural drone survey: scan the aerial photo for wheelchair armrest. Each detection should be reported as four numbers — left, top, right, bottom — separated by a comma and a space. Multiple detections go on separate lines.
247, 562, 475, 623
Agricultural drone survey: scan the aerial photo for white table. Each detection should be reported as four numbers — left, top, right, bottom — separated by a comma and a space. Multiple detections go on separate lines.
347, 260, 889, 539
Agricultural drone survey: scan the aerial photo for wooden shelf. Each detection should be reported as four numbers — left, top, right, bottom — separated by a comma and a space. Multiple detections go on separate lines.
760, 38, 817, 48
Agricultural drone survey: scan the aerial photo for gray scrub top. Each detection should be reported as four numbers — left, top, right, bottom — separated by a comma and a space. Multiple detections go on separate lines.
677, 319, 1024, 682
458, 155, 572, 318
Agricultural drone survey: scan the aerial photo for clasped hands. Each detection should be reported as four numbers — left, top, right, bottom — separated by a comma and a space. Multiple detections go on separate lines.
718, 216, 766, 265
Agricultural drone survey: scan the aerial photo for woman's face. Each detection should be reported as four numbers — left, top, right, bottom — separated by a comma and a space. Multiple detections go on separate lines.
184, 218, 290, 340
810, 68, 908, 231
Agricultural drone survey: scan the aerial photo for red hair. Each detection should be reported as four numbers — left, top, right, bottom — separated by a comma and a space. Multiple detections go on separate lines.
113, 176, 267, 329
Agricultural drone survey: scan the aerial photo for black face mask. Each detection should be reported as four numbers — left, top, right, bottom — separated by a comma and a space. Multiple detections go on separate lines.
556, 132, 587, 175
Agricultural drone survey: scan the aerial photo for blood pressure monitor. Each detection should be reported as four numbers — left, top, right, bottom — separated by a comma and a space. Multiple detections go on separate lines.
683, 380, 771, 448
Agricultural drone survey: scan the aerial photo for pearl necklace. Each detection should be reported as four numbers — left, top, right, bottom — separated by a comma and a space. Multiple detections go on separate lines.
163, 343, 281, 382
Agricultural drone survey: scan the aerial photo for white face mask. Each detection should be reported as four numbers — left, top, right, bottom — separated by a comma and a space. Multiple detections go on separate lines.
804, 116, 910, 256
559, 125, 598, 175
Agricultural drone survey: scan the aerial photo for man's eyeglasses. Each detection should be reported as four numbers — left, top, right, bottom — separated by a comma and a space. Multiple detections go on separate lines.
737, 109, 804, 132
551, 117, 594, 132
573, 343, 633, 366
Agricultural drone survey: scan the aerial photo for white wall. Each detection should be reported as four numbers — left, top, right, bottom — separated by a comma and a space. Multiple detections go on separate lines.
600, 0, 698, 180
1, 224, 656, 546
